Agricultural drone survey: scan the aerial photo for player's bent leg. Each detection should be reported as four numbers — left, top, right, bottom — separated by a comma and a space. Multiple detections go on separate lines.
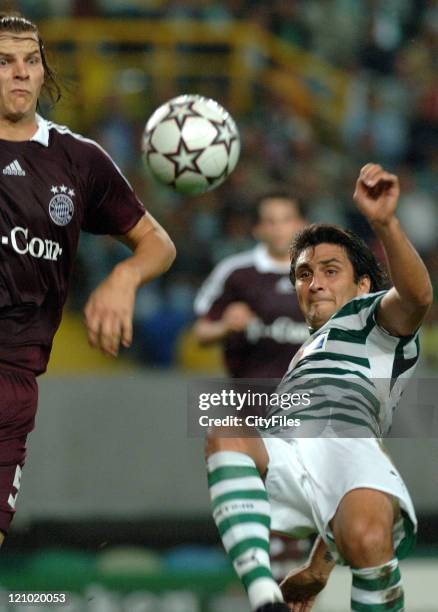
206, 427, 286, 611
0, 370, 37, 545
332, 488, 395, 567
332, 488, 404, 612
205, 426, 269, 475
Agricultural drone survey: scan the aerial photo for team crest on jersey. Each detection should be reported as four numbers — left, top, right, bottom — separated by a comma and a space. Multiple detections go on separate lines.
291, 330, 329, 368
48, 185, 75, 226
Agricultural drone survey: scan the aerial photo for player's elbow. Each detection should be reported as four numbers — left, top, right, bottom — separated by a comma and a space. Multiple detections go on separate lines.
156, 228, 176, 272
417, 282, 434, 309
405, 280, 434, 312
163, 234, 177, 271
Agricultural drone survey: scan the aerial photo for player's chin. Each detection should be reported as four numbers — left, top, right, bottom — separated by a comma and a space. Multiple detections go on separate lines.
271, 242, 292, 258
5, 107, 29, 123
309, 303, 335, 327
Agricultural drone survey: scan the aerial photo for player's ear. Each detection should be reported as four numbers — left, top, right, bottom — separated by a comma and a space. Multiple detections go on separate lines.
357, 274, 371, 296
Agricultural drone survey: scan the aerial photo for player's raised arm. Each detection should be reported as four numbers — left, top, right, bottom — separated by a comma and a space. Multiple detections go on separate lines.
353, 163, 433, 336
84, 212, 176, 357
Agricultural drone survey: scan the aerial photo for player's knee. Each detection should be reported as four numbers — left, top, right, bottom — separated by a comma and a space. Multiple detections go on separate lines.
204, 433, 221, 459
204, 431, 243, 458
338, 518, 393, 565
204, 433, 254, 458
204, 433, 268, 476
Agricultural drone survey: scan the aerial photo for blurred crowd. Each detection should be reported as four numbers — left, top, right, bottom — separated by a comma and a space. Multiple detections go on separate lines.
12, 1, 438, 366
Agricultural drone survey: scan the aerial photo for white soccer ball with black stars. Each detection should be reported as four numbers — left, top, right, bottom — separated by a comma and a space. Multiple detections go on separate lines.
142, 94, 240, 195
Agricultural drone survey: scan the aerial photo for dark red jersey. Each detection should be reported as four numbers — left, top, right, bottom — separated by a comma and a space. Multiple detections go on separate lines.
0, 115, 145, 375
194, 245, 309, 378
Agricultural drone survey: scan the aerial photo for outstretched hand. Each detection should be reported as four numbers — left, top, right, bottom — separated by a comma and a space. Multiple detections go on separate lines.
280, 564, 328, 612
353, 163, 399, 226
84, 266, 137, 357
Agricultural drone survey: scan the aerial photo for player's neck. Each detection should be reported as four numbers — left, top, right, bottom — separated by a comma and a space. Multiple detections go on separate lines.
0, 114, 38, 142
266, 249, 290, 263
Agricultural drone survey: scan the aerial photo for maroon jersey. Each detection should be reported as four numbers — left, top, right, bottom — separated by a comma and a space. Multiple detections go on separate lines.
0, 115, 145, 375
194, 245, 309, 378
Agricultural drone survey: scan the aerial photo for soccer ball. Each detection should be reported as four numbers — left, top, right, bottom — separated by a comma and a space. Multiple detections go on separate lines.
142, 94, 240, 195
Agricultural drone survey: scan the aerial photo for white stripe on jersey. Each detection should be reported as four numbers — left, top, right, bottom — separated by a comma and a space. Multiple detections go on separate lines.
194, 249, 256, 316
46, 121, 134, 190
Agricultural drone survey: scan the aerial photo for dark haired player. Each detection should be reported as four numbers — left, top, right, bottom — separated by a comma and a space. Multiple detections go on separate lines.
205, 165, 433, 612
193, 194, 308, 377
0, 13, 175, 542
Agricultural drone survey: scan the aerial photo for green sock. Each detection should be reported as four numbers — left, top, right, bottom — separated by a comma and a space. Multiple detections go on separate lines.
351, 558, 404, 611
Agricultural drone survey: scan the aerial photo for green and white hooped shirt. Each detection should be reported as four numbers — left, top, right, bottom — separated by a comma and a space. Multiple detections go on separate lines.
269, 291, 420, 437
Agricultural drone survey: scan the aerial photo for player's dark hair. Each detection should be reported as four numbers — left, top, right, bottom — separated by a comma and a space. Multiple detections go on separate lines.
253, 191, 304, 225
0, 12, 61, 105
289, 224, 389, 292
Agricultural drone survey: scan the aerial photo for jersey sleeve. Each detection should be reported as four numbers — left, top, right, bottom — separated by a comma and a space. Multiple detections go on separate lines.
194, 263, 239, 321
82, 143, 145, 235
367, 290, 421, 341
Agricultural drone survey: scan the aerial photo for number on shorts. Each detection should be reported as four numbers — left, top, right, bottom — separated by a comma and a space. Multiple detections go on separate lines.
8, 465, 22, 509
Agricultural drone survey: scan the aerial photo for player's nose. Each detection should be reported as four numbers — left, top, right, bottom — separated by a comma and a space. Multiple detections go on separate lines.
13, 60, 29, 79
309, 272, 325, 291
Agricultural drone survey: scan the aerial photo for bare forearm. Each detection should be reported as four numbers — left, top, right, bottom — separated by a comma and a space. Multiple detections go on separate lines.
114, 224, 176, 289
193, 318, 228, 345
308, 536, 336, 580
372, 217, 433, 307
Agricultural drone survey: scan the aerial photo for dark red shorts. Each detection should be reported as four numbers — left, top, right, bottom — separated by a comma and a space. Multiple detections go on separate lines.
0, 367, 38, 535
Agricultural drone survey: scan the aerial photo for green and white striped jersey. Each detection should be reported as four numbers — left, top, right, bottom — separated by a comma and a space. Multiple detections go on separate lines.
270, 291, 420, 437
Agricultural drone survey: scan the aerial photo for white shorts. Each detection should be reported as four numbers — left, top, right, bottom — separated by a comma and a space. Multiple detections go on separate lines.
263, 436, 417, 563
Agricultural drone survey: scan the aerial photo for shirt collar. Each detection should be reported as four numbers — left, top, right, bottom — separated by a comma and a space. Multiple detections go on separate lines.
30, 114, 49, 147
253, 243, 291, 274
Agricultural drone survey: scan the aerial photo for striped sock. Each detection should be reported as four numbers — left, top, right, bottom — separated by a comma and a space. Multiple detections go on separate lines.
351, 558, 404, 611
207, 451, 283, 611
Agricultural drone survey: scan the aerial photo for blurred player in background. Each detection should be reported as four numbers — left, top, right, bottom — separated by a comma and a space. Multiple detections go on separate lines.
0, 13, 175, 543
193, 193, 308, 378
205, 165, 433, 612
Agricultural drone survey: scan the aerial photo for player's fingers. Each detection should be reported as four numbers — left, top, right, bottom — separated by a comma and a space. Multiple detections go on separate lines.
84, 309, 101, 348
360, 165, 385, 186
360, 163, 396, 186
364, 173, 397, 189
120, 313, 133, 348
99, 314, 121, 357
304, 599, 316, 612
109, 317, 123, 356
360, 162, 381, 180
360, 165, 396, 191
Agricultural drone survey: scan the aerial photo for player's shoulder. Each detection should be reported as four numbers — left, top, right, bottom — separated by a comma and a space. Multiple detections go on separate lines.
46, 119, 110, 161
46, 119, 129, 186
211, 248, 257, 279
193, 249, 257, 314
332, 290, 388, 321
